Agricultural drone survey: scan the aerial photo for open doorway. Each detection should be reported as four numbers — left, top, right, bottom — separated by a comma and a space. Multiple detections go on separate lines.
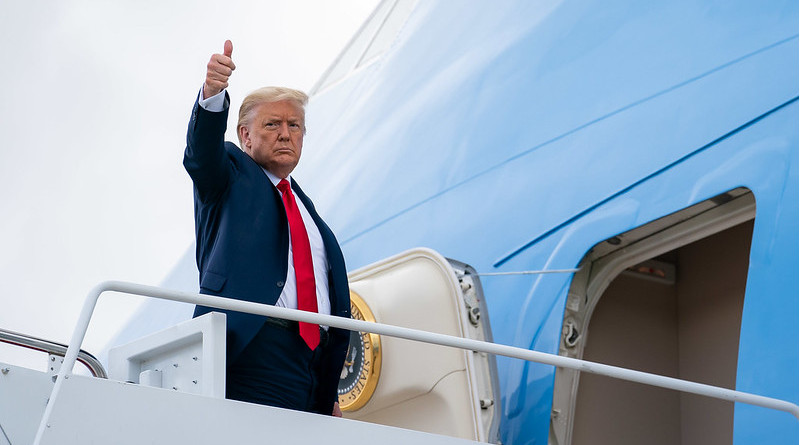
550, 188, 755, 445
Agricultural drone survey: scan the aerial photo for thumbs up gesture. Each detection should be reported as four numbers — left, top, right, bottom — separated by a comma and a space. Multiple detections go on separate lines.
203, 40, 236, 99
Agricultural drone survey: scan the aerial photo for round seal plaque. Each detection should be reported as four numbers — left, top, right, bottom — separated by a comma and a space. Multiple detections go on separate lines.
338, 290, 381, 411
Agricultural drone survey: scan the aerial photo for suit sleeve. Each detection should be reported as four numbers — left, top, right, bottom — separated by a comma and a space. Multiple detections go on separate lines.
183, 91, 234, 202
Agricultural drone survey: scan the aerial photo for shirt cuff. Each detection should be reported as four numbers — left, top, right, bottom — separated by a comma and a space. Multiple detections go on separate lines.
198, 86, 227, 112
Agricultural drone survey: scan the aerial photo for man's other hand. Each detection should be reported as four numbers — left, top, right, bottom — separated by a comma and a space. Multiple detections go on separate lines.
332, 402, 343, 417
203, 40, 236, 99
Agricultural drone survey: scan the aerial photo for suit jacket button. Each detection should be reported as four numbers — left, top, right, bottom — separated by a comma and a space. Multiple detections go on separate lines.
277, 281, 284, 287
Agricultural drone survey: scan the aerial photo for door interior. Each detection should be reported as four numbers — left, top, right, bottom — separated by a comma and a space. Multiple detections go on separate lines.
550, 189, 755, 445
340, 248, 500, 443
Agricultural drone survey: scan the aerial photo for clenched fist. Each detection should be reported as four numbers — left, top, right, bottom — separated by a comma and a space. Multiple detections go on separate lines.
203, 40, 236, 99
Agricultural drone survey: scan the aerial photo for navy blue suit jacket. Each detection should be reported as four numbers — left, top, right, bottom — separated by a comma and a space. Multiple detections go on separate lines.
183, 93, 350, 412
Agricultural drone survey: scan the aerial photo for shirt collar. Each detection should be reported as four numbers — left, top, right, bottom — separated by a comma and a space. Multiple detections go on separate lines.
261, 167, 291, 189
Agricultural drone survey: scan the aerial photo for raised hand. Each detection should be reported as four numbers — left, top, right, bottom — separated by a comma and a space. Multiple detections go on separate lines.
203, 40, 236, 99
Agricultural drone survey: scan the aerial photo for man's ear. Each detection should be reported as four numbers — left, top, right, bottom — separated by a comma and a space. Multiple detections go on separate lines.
238, 125, 250, 148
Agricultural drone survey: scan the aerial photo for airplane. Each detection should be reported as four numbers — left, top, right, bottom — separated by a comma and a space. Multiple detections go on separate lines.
1, 0, 797, 444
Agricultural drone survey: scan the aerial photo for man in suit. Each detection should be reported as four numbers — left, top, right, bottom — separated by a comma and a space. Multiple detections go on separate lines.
184, 40, 350, 416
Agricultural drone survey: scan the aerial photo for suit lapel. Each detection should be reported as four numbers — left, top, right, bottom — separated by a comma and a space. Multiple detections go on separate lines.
290, 179, 327, 238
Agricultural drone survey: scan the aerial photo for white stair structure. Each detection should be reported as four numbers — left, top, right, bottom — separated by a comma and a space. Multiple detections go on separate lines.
0, 359, 483, 445
0, 248, 795, 445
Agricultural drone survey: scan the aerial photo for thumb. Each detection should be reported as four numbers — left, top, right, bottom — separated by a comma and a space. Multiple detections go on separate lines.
224, 40, 233, 58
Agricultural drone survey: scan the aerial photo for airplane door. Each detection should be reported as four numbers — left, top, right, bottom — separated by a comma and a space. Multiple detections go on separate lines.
338, 248, 500, 443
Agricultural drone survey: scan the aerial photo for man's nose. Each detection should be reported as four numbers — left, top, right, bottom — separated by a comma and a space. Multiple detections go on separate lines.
277, 122, 290, 140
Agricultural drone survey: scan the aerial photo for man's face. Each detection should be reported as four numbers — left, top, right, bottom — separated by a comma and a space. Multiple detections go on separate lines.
240, 100, 305, 178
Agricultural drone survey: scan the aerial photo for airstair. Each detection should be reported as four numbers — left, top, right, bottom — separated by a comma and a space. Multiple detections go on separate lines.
0, 248, 796, 445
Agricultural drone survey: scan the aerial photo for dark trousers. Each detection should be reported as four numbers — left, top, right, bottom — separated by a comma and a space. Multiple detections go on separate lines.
226, 319, 330, 414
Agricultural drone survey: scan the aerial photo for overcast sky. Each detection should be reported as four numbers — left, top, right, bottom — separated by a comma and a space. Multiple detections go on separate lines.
0, 0, 377, 370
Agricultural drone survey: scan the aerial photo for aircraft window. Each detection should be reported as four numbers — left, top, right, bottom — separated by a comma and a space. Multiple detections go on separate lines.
312, 0, 417, 94
551, 188, 755, 445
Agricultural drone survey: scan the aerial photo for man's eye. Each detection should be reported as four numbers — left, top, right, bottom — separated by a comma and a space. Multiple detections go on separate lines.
265, 122, 277, 128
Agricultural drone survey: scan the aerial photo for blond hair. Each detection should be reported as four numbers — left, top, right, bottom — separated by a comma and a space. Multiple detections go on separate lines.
236, 87, 309, 145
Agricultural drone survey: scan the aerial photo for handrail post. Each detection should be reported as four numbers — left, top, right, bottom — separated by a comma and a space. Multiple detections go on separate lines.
33, 281, 107, 445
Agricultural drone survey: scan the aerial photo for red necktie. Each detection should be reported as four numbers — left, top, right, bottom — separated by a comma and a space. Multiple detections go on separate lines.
277, 179, 320, 350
